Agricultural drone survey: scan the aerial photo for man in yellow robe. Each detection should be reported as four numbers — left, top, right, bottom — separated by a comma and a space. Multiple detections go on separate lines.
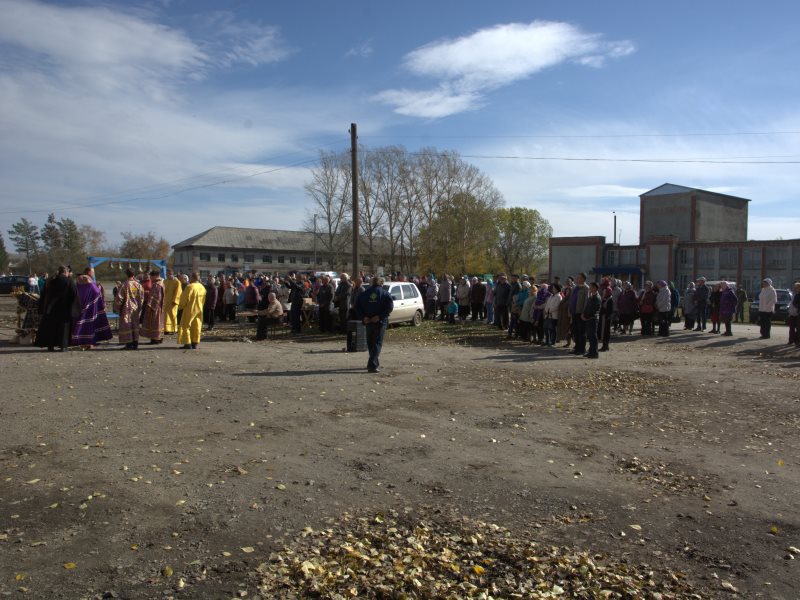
163, 270, 182, 334
178, 272, 207, 349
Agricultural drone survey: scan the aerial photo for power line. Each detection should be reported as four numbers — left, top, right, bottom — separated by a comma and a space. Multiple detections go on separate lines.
0, 157, 321, 216
362, 149, 800, 164
0, 136, 347, 216
361, 130, 800, 140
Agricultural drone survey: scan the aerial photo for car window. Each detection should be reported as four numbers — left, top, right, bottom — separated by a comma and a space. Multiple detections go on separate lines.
383, 284, 402, 300
777, 291, 791, 303
401, 284, 415, 299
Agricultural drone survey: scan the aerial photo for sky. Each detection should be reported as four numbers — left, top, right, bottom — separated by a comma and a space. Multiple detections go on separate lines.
1, 0, 800, 253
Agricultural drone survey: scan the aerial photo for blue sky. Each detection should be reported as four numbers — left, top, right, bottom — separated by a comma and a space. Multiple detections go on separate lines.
1, 0, 799, 251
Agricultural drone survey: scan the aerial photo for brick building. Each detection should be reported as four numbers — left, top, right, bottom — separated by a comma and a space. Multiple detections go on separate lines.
549, 184, 800, 296
172, 226, 390, 278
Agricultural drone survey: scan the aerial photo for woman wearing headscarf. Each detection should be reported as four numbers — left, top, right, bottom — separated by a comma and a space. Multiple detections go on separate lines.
709, 283, 722, 334
638, 281, 657, 336
531, 283, 551, 344
655, 280, 672, 337
556, 285, 572, 346
683, 282, 697, 330
616, 282, 637, 335
718, 281, 738, 336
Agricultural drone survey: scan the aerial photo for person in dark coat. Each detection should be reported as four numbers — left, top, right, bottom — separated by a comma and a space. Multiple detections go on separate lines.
203, 276, 218, 330
599, 286, 614, 352
493, 274, 511, 330
469, 277, 486, 320
693, 277, 709, 331
718, 281, 738, 336
35, 265, 80, 352
334, 273, 353, 334
354, 277, 394, 373
582, 281, 601, 358
285, 273, 305, 334
316, 275, 334, 333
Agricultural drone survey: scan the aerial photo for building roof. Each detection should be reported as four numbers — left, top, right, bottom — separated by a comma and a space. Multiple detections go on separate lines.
173, 226, 314, 252
172, 226, 391, 253
641, 183, 750, 202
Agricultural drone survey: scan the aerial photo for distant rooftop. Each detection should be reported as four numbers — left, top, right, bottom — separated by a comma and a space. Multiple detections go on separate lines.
641, 183, 751, 202
173, 226, 390, 253
174, 226, 315, 252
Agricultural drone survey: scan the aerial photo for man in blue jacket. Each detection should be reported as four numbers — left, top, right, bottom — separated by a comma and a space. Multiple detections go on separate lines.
354, 277, 394, 373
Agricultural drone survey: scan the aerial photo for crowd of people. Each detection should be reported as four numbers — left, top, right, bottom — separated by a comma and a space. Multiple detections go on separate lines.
23, 265, 800, 360
415, 272, 800, 356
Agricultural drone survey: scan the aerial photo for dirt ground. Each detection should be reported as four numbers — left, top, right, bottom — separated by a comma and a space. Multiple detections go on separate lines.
1, 294, 799, 599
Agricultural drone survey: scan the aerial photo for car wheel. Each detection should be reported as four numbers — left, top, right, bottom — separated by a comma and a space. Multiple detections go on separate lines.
411, 310, 423, 327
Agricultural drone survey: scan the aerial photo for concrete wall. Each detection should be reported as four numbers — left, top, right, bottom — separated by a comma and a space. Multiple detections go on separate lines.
695, 192, 747, 242
550, 244, 601, 281
640, 194, 692, 243
647, 244, 671, 282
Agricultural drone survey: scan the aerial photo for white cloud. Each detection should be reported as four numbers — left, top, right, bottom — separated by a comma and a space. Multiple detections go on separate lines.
375, 21, 634, 117
558, 184, 648, 198
195, 11, 294, 67
372, 87, 480, 119
345, 39, 374, 58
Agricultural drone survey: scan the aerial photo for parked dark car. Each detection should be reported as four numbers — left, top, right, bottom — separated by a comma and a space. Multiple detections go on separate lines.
0, 275, 28, 294
0, 275, 30, 294
749, 289, 792, 323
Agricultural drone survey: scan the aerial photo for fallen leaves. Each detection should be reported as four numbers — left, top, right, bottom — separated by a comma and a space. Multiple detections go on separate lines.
63, 562, 77, 570
254, 509, 701, 598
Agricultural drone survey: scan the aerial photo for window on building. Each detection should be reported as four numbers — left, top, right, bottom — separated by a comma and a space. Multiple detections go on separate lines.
743, 247, 761, 269
766, 246, 787, 269
719, 248, 738, 269
230, 254, 239, 263
606, 250, 618, 266
217, 253, 225, 262
302, 256, 310, 264
697, 248, 715, 268
289, 256, 297, 264
199, 252, 211, 261
263, 255, 272, 263
277, 256, 285, 264
199, 270, 209, 278
244, 254, 254, 263
679, 248, 693, 267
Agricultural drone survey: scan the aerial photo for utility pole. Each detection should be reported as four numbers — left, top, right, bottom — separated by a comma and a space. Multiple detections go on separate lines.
613, 211, 617, 245
350, 123, 359, 275
312, 213, 318, 272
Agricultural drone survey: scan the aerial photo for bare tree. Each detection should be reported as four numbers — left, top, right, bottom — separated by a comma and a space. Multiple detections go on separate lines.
356, 146, 386, 271
303, 150, 352, 269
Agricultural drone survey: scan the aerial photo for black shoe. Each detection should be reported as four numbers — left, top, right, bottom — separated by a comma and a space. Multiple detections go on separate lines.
181, 344, 191, 349
599, 346, 609, 352
367, 368, 380, 373
191, 343, 197, 349
585, 353, 599, 359
149, 339, 159, 345
722, 332, 732, 336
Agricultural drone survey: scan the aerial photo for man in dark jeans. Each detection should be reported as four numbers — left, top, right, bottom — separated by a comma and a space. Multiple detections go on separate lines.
285, 273, 304, 334
570, 272, 589, 355
582, 281, 601, 358
493, 274, 511, 330
354, 277, 394, 373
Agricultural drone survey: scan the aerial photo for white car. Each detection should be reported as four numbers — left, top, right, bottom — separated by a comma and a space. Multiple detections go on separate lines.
382, 282, 424, 326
